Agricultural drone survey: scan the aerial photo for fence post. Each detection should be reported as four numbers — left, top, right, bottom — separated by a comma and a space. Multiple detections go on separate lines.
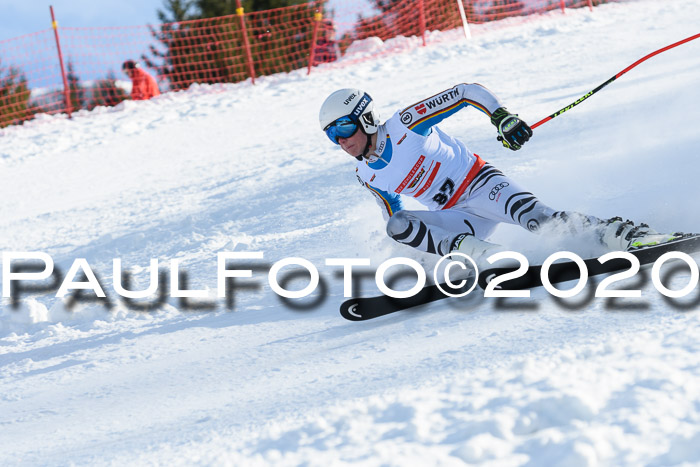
307, 9, 323, 75
560, 0, 566, 14
235, 0, 256, 85
49, 6, 72, 118
456, 0, 471, 41
418, 0, 427, 47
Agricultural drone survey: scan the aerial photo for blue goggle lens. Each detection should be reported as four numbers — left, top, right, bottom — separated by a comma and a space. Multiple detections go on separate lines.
324, 116, 359, 144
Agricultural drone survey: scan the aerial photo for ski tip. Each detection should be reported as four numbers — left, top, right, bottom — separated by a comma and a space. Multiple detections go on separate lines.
340, 298, 366, 321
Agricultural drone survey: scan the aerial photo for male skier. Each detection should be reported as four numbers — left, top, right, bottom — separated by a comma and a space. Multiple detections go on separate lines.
319, 85, 668, 260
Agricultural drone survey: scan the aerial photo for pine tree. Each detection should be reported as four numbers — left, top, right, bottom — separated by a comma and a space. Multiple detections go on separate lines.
0, 61, 32, 128
157, 0, 197, 23
486, 0, 525, 20
193, 0, 237, 17
66, 61, 86, 112
148, 0, 322, 90
194, 0, 308, 17
89, 71, 128, 109
157, 0, 309, 23
349, 0, 463, 46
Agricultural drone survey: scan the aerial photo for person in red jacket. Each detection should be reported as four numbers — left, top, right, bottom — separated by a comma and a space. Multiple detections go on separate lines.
122, 60, 160, 101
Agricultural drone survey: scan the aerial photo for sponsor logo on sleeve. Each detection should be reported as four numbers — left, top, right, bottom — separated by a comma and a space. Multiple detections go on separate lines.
415, 103, 426, 115
397, 133, 407, 145
488, 182, 510, 201
424, 89, 460, 110
400, 112, 413, 125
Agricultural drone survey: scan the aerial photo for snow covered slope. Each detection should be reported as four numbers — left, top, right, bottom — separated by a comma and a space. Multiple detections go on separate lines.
1, 0, 699, 464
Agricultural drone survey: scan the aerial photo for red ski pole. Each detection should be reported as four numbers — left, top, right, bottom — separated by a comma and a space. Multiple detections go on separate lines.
531, 32, 700, 129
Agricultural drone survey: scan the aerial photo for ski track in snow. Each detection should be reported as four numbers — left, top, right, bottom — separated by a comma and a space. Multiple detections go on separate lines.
1, 0, 700, 464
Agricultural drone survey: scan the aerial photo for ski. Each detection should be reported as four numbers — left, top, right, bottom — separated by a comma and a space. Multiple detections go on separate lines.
340, 234, 700, 321
340, 278, 474, 321
478, 233, 700, 291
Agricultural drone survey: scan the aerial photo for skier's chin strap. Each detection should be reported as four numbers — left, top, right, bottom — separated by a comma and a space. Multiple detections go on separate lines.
355, 131, 373, 161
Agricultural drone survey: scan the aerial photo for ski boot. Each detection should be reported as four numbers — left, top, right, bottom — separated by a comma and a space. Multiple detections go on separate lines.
450, 233, 501, 259
598, 217, 678, 251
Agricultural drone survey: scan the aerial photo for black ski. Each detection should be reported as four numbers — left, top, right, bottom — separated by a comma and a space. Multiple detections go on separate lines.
340, 278, 474, 321
478, 233, 700, 291
340, 234, 700, 321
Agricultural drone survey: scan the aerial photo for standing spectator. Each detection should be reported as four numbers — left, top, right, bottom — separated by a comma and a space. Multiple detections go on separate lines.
122, 60, 160, 101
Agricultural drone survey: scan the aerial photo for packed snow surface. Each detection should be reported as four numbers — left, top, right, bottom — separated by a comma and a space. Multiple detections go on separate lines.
1, 1, 700, 464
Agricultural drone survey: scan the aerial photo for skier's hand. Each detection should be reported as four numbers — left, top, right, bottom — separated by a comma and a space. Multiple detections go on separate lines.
491, 107, 532, 151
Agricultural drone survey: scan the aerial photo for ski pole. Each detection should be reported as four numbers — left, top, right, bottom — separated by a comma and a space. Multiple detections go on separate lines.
531, 32, 700, 129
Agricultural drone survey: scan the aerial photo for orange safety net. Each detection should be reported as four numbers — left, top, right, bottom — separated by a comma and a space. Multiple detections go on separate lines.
1, 0, 622, 129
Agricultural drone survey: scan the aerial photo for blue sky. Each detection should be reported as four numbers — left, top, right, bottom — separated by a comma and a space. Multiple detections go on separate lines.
0, 0, 164, 41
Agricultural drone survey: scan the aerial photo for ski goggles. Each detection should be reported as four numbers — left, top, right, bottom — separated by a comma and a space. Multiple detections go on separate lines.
324, 116, 359, 144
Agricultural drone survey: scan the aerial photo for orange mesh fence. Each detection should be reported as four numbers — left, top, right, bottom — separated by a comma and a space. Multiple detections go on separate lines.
465, 0, 596, 23
1, 0, 629, 129
329, 0, 465, 64
0, 30, 63, 128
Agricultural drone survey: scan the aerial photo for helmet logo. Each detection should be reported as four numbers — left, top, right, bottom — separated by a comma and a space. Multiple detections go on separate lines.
343, 93, 357, 105
352, 95, 370, 118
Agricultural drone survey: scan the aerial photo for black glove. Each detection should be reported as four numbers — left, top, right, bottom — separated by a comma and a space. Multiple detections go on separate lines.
490, 107, 532, 151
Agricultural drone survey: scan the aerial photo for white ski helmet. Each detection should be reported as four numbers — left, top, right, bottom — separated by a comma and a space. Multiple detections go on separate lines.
319, 88, 380, 135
